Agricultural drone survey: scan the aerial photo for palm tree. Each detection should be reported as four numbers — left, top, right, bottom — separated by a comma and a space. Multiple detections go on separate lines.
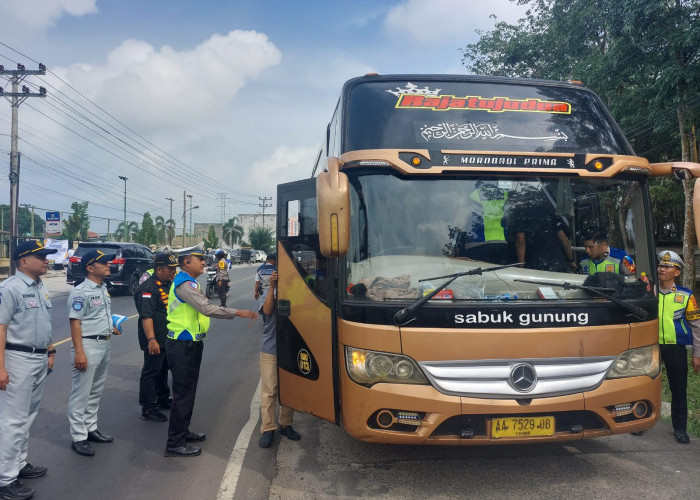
155, 216, 166, 245
116, 221, 140, 242
222, 217, 243, 247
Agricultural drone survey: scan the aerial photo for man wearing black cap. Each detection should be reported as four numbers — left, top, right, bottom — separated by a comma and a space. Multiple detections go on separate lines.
164, 246, 258, 457
134, 253, 178, 422
0, 240, 57, 500
67, 250, 121, 457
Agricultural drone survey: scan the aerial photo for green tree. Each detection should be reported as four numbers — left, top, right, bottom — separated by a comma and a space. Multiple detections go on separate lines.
203, 226, 219, 249
222, 217, 244, 247
0, 205, 46, 237
249, 227, 274, 254
137, 212, 157, 246
62, 201, 90, 242
462, 0, 700, 284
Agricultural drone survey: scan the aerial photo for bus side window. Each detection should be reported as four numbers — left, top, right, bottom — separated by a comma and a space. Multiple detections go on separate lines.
282, 197, 329, 302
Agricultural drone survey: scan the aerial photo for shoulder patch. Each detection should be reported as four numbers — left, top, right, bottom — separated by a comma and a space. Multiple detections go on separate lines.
142, 292, 152, 298
72, 296, 85, 311
189, 281, 199, 289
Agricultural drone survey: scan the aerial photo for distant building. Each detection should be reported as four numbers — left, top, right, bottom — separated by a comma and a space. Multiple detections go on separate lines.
193, 213, 277, 248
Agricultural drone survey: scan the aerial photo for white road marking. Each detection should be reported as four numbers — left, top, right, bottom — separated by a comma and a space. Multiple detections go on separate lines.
217, 378, 261, 500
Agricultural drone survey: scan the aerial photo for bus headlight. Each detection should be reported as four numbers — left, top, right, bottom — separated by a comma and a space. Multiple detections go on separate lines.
345, 346, 429, 387
606, 344, 660, 379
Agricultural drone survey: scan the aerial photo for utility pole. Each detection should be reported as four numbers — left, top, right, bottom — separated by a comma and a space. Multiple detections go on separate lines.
165, 197, 174, 246
182, 191, 186, 247
107, 219, 111, 241
1, 63, 46, 273
259, 196, 272, 230
187, 195, 193, 245
119, 176, 128, 241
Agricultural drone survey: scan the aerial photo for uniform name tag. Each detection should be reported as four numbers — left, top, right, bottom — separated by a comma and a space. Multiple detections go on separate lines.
675, 294, 685, 303
25, 299, 39, 308
91, 298, 103, 306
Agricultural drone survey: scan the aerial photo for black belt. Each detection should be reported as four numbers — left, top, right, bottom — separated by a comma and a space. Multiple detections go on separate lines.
5, 342, 47, 354
83, 334, 111, 340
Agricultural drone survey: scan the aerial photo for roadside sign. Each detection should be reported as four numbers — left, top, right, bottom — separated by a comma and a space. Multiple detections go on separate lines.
46, 211, 61, 236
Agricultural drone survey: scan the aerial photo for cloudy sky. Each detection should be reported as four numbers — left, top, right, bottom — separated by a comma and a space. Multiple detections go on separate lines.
0, 0, 526, 235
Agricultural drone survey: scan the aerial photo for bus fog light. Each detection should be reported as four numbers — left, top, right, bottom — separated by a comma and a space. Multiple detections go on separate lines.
607, 345, 660, 379
345, 347, 429, 387
376, 410, 394, 428
396, 411, 422, 426
632, 401, 648, 418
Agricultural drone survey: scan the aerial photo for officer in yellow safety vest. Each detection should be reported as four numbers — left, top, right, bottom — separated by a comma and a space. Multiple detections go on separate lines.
580, 232, 635, 276
164, 245, 257, 457
656, 250, 700, 444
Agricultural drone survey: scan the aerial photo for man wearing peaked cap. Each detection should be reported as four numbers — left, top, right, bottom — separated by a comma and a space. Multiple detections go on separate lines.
134, 253, 178, 423
656, 249, 700, 444
0, 240, 57, 500
163, 244, 258, 457
67, 248, 121, 457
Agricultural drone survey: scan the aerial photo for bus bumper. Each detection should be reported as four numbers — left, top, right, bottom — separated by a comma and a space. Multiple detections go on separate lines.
339, 370, 661, 445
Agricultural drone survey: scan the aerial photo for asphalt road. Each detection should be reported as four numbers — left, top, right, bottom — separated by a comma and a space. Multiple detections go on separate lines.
18, 267, 700, 500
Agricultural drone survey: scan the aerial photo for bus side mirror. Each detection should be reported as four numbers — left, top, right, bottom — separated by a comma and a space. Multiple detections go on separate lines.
317, 157, 350, 257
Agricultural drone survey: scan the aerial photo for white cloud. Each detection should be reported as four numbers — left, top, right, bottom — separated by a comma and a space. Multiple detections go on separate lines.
246, 145, 320, 196
57, 30, 282, 131
0, 0, 97, 30
384, 0, 525, 44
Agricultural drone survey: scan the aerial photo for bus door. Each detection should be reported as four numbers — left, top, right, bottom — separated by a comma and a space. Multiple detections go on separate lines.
275, 179, 337, 423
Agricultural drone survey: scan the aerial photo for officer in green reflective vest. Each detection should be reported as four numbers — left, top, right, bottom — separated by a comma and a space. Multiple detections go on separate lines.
164, 245, 258, 457
580, 232, 635, 276
656, 250, 700, 444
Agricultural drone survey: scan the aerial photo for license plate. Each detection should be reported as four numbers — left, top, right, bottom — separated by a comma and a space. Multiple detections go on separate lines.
491, 416, 555, 438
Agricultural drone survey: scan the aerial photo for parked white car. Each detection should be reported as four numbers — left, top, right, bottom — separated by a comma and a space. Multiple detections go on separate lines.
254, 250, 267, 263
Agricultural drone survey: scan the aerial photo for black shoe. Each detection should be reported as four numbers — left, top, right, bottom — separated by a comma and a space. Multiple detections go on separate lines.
630, 431, 644, 436
185, 432, 206, 442
0, 479, 34, 500
87, 430, 113, 443
164, 445, 201, 457
141, 408, 168, 422
674, 430, 690, 444
71, 441, 95, 457
17, 463, 47, 479
259, 430, 274, 448
280, 425, 301, 441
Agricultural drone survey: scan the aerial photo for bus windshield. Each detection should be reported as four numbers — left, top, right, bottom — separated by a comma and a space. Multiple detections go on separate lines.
345, 171, 652, 302
345, 79, 632, 155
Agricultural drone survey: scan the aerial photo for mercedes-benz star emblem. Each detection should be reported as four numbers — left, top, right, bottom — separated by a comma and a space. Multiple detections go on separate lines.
509, 363, 537, 393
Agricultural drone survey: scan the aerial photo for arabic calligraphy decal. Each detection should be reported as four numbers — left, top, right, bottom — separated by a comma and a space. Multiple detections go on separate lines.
420, 122, 569, 143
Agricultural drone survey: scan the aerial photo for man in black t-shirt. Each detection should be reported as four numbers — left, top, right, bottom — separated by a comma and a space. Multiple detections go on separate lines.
507, 193, 576, 273
134, 253, 178, 422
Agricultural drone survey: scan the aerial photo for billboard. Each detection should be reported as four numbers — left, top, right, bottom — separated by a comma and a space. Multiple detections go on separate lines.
46, 211, 61, 236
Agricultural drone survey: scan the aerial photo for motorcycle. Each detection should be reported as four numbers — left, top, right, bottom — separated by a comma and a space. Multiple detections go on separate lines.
205, 270, 217, 299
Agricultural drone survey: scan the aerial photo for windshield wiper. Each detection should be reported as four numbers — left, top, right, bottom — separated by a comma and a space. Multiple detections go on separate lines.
514, 278, 648, 320
393, 263, 523, 326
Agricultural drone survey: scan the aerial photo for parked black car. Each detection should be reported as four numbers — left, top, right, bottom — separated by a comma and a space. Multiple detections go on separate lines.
67, 242, 154, 294
231, 248, 252, 264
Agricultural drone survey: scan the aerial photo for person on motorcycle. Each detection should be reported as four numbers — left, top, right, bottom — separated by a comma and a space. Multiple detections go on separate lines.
212, 250, 230, 307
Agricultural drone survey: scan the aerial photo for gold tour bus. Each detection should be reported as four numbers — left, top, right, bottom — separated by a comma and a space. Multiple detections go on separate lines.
274, 74, 689, 445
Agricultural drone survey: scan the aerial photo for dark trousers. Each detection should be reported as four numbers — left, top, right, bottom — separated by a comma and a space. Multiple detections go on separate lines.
165, 339, 203, 448
660, 343, 688, 432
139, 350, 170, 409
216, 280, 229, 307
